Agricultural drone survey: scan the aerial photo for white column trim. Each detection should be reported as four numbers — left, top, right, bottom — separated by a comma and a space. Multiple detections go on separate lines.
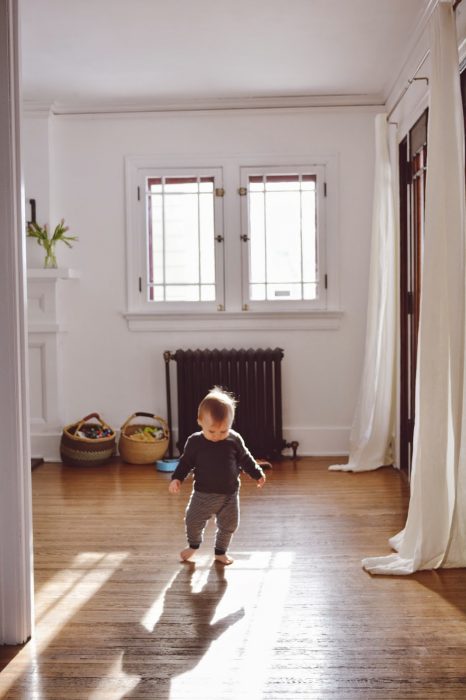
0, 0, 34, 645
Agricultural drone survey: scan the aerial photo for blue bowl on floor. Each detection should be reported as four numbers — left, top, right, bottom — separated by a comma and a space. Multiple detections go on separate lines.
156, 458, 179, 472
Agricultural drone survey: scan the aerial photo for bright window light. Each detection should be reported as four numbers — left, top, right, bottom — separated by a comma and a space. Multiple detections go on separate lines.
146, 176, 216, 303
248, 174, 318, 301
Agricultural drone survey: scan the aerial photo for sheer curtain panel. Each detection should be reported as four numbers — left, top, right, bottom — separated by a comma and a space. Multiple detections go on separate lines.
363, 0, 466, 575
329, 114, 396, 473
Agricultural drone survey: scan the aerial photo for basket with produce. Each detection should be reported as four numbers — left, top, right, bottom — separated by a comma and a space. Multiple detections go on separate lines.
60, 412, 116, 466
118, 412, 169, 464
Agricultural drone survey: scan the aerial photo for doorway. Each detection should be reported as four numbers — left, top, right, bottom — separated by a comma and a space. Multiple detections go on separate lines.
399, 110, 428, 477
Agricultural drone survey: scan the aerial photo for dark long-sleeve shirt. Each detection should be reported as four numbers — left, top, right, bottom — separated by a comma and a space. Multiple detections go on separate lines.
171, 429, 264, 494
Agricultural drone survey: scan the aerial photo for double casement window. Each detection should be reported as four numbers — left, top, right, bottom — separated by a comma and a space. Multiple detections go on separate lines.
125, 157, 336, 323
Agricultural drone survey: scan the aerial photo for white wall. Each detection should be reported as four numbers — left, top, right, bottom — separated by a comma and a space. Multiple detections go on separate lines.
22, 111, 51, 267
23, 105, 377, 458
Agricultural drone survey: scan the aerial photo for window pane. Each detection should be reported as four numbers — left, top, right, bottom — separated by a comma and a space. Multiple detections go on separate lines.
199, 179, 214, 193
249, 179, 265, 192
301, 178, 316, 192
267, 283, 302, 300
266, 174, 300, 192
301, 190, 317, 283
146, 175, 217, 303
249, 192, 266, 283
148, 194, 164, 286
265, 190, 301, 283
199, 193, 215, 284
201, 284, 216, 301
247, 172, 319, 303
164, 194, 199, 284
303, 283, 317, 300
165, 177, 198, 193
149, 285, 164, 302
165, 285, 200, 301
249, 283, 266, 300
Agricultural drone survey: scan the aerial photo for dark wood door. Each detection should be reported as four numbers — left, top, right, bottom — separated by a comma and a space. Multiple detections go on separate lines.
399, 110, 427, 476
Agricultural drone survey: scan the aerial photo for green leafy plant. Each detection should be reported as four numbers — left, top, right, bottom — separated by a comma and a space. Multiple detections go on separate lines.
27, 219, 78, 268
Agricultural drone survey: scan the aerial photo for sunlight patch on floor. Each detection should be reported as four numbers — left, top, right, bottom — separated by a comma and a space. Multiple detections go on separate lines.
169, 551, 294, 700
34, 551, 126, 622
35, 552, 129, 646
0, 551, 129, 699
190, 554, 217, 591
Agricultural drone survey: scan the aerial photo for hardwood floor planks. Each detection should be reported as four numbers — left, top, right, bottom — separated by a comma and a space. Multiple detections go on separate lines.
1, 458, 466, 698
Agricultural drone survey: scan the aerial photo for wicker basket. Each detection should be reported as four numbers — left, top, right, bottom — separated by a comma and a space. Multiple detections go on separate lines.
60, 412, 116, 467
118, 412, 169, 464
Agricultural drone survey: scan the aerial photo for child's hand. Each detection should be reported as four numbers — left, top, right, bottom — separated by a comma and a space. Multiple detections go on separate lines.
169, 479, 181, 494
257, 476, 266, 488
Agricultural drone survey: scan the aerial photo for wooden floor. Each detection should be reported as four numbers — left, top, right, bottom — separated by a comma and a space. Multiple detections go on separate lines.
1, 458, 466, 699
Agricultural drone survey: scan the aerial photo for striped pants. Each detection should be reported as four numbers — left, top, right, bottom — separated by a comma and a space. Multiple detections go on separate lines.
185, 490, 240, 555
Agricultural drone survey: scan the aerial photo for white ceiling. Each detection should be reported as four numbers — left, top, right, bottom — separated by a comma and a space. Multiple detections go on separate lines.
20, 0, 430, 110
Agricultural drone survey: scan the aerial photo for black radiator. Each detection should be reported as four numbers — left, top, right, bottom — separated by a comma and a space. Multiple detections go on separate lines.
164, 348, 297, 460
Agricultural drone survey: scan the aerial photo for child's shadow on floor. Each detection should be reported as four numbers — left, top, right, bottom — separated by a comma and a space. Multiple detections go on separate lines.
121, 561, 244, 698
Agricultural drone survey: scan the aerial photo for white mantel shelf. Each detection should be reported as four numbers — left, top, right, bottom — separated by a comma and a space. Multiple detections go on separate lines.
27, 267, 80, 280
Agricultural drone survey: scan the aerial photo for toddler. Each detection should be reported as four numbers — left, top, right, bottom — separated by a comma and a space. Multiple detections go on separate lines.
168, 387, 266, 565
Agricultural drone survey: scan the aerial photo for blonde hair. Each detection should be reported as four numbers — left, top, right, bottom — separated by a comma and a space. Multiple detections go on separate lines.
198, 386, 237, 424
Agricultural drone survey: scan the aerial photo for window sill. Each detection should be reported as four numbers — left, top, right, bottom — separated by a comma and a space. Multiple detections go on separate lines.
124, 309, 343, 332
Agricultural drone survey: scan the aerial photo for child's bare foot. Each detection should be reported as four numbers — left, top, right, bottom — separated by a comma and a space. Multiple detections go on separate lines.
215, 553, 234, 565
180, 547, 196, 561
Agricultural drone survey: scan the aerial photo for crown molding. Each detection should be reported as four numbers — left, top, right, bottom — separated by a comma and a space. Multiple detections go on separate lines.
20, 92, 386, 117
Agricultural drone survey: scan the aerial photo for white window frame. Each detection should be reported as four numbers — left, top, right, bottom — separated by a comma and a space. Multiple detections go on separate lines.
239, 164, 327, 313
125, 159, 225, 315
124, 154, 341, 332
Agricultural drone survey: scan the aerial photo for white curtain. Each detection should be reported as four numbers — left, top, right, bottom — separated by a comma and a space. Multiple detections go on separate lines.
363, 0, 466, 575
329, 115, 396, 473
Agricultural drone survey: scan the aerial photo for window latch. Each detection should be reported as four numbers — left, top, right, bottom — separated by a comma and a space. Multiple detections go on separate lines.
240, 234, 249, 242
215, 235, 224, 242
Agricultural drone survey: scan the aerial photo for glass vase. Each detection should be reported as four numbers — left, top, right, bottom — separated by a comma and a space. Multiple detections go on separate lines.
43, 242, 57, 269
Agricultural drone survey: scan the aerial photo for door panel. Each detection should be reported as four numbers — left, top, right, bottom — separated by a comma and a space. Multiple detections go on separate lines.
399, 111, 427, 477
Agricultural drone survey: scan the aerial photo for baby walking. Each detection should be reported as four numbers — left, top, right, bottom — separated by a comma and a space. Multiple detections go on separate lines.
168, 387, 266, 565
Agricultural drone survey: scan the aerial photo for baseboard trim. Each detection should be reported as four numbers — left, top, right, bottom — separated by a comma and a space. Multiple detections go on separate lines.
31, 426, 351, 463
281, 426, 350, 457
